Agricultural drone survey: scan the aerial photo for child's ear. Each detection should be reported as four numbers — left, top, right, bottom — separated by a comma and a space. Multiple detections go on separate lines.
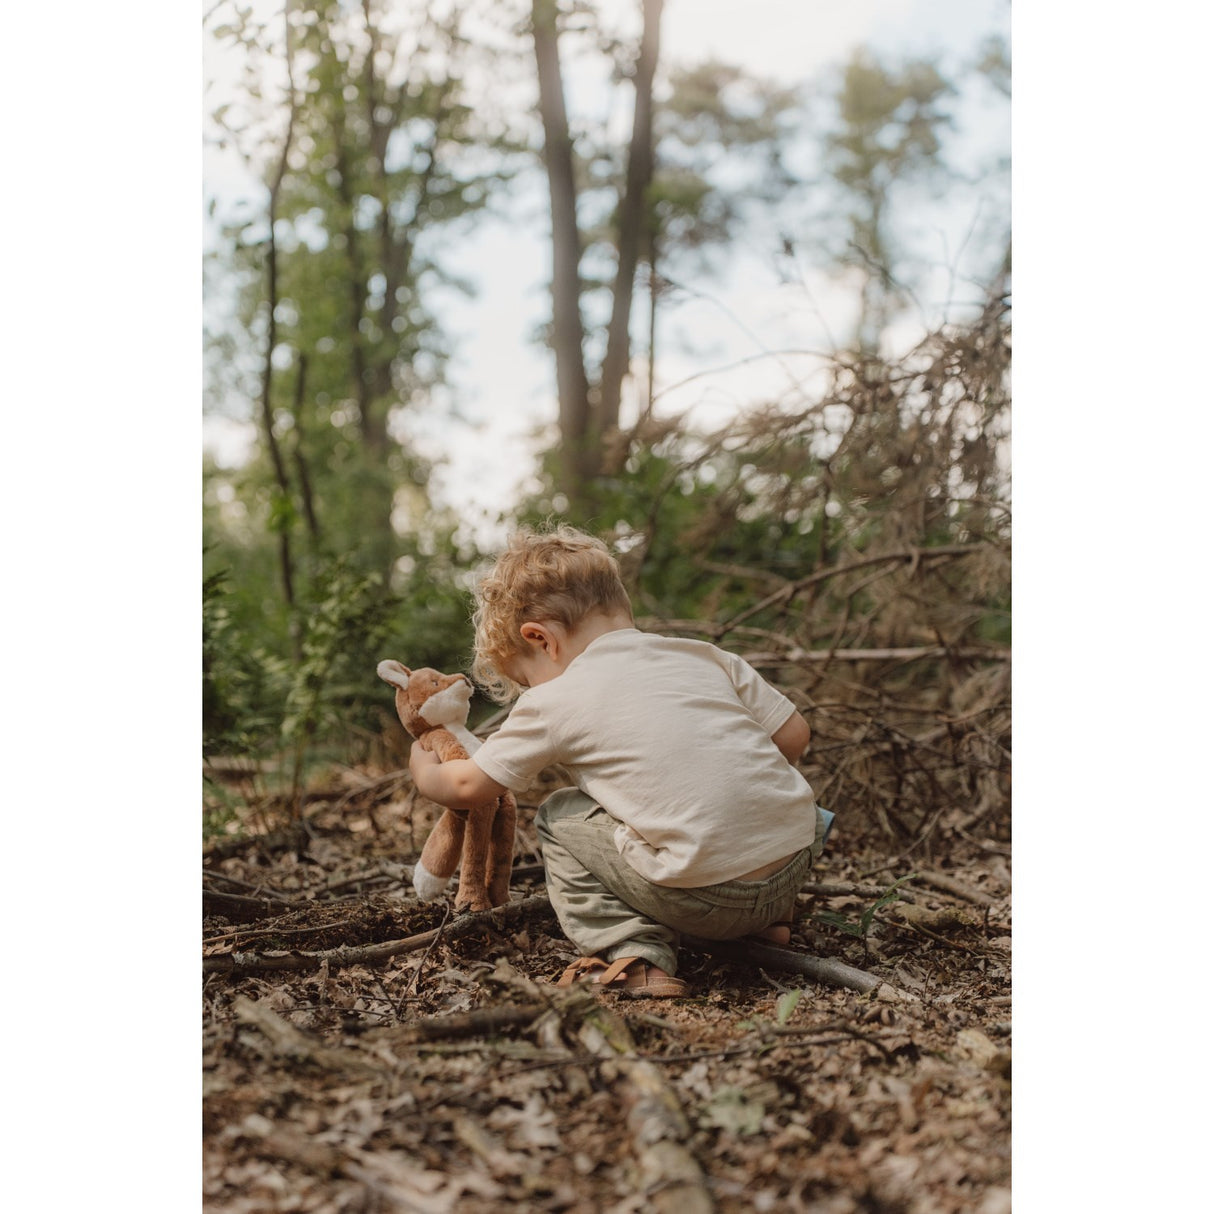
519, 622, 547, 650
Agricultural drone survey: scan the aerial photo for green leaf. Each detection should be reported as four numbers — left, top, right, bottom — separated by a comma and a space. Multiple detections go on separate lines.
775, 989, 801, 1026
860, 873, 918, 935
813, 909, 865, 938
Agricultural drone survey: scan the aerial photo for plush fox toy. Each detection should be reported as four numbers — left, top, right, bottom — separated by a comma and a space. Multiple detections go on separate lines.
376, 660, 517, 912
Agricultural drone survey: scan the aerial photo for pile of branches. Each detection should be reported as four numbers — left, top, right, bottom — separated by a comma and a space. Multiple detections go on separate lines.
626, 296, 1011, 852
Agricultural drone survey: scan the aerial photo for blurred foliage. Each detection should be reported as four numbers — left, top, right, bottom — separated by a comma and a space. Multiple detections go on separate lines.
202, 519, 484, 763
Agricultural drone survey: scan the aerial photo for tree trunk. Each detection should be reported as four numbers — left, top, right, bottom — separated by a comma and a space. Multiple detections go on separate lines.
290, 352, 321, 545
260, 6, 299, 618
329, 105, 380, 453
531, 0, 593, 500
598, 0, 663, 440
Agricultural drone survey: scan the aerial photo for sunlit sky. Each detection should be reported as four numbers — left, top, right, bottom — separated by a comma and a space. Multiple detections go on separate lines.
203, 0, 1011, 542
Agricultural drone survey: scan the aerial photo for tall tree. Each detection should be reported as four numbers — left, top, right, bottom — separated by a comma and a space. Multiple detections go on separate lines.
530, 0, 595, 496
596, 0, 662, 439
258, 1, 303, 624
530, 0, 663, 508
207, 0, 512, 585
527, 3, 805, 508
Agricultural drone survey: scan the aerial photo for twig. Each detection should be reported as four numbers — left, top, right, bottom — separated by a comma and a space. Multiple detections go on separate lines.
204, 919, 358, 948
742, 645, 1009, 666
648, 1023, 902, 1067
802, 881, 917, 902
333, 770, 408, 813
231, 996, 380, 1077
403, 903, 451, 1003
202, 869, 291, 895
766, 1019, 901, 1059
899, 920, 988, 955
911, 869, 998, 908
717, 544, 994, 637
203, 821, 310, 863
202, 888, 300, 918
322, 864, 410, 895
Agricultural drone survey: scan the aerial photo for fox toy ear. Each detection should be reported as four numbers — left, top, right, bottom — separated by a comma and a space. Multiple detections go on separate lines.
376, 660, 412, 690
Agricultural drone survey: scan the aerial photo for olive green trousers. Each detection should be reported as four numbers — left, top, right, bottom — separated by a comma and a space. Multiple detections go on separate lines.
535, 788, 828, 976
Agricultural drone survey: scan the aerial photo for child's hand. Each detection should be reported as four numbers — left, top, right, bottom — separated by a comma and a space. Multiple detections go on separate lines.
408, 744, 508, 810
409, 742, 439, 789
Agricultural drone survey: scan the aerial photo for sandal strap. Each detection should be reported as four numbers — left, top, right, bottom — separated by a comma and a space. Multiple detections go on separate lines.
555, 955, 643, 987
595, 956, 643, 986
556, 956, 609, 987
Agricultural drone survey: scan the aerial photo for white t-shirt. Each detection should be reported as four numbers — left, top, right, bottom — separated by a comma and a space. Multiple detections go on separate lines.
472, 628, 819, 887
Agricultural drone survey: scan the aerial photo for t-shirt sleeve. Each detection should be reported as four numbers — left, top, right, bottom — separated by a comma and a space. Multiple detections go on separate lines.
470, 695, 557, 792
718, 647, 797, 736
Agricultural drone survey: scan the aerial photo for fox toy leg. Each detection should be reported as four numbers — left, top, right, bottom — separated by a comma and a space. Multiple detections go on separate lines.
453, 805, 496, 912
413, 809, 467, 901
486, 793, 518, 908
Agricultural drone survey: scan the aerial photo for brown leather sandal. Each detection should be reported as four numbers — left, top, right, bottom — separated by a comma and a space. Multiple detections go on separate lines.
557, 955, 688, 999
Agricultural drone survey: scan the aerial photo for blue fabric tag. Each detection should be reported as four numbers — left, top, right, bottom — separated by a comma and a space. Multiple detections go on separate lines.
817, 806, 835, 847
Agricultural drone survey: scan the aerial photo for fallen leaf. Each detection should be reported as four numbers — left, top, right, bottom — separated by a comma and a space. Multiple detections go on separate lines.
702, 1085, 767, 1136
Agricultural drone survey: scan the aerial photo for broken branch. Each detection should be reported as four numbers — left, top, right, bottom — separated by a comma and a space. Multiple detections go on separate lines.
203, 894, 553, 976
684, 936, 909, 999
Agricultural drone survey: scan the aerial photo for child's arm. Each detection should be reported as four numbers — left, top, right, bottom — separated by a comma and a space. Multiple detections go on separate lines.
771, 709, 811, 764
409, 744, 508, 810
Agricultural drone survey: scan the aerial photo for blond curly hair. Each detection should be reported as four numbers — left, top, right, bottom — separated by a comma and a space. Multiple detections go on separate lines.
471, 524, 633, 703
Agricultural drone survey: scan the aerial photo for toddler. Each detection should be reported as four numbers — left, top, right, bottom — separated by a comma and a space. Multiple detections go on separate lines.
408, 524, 831, 998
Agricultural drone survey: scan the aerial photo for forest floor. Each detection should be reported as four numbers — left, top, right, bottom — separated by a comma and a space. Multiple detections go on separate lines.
203, 762, 1011, 1214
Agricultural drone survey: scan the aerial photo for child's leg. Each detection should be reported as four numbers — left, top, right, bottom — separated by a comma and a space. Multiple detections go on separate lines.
537, 793, 836, 970
745, 804, 835, 943
535, 788, 681, 975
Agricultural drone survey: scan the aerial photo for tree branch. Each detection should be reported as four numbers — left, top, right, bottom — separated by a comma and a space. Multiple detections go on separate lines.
683, 936, 910, 1000
203, 894, 553, 975
717, 543, 996, 636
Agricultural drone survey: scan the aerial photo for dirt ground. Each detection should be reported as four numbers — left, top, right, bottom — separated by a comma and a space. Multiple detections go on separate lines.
203, 765, 1011, 1213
